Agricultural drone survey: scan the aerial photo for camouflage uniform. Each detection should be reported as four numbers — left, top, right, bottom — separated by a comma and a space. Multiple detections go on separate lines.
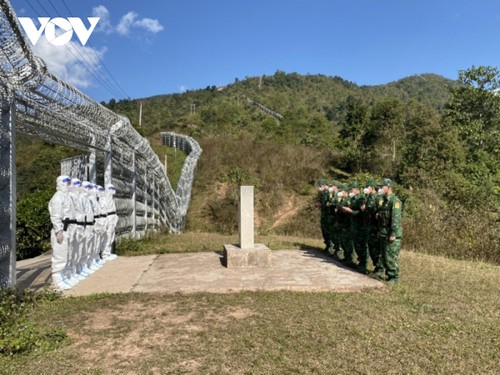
327, 181, 342, 258
338, 186, 354, 264
365, 181, 384, 274
377, 179, 403, 283
349, 183, 368, 272
317, 180, 332, 251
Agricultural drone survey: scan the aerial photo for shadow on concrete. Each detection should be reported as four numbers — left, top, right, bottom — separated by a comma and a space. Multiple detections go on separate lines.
15, 254, 52, 291
296, 245, 366, 274
215, 251, 225, 267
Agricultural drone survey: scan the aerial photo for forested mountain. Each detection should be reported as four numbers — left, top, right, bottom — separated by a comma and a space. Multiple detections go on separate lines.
107, 72, 454, 139
17, 69, 498, 263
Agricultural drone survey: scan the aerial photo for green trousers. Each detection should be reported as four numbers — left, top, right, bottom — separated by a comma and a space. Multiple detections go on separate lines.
352, 225, 367, 268
380, 236, 401, 280
366, 227, 383, 271
330, 223, 342, 257
320, 214, 332, 249
341, 228, 354, 262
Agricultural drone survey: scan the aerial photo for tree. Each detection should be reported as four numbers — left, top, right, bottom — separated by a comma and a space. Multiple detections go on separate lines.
363, 98, 405, 177
337, 96, 370, 172
445, 66, 500, 191
446, 65, 500, 153
399, 101, 465, 187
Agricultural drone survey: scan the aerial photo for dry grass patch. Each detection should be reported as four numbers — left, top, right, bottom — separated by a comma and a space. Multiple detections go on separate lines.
1, 251, 498, 374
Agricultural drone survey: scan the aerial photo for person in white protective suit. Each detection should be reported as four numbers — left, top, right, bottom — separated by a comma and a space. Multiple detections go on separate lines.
69, 178, 89, 280
81, 181, 100, 272
102, 184, 118, 261
48, 175, 78, 290
88, 183, 105, 267
96, 185, 109, 261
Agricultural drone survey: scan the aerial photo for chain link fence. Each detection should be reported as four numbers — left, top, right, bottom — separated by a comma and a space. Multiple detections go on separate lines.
0, 0, 201, 285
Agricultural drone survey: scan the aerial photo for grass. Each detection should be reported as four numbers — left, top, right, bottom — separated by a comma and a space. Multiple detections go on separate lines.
1, 246, 499, 374
115, 231, 325, 256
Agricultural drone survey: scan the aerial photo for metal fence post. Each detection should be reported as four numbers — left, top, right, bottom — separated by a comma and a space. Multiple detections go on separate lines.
0, 96, 16, 286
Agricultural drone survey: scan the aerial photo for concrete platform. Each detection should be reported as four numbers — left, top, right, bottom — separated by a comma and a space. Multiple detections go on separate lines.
16, 250, 384, 296
223, 243, 272, 268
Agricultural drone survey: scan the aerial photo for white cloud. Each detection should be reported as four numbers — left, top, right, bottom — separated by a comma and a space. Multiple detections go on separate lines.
27, 5, 162, 89
134, 18, 164, 33
117, 11, 137, 35
93, 6, 163, 36
179, 85, 187, 93
33, 38, 106, 88
92, 5, 113, 34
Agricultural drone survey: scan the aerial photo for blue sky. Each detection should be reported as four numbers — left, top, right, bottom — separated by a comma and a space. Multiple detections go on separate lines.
8, 0, 500, 102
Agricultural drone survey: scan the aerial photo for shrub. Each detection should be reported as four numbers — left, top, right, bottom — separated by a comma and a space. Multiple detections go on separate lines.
16, 189, 53, 260
0, 287, 66, 355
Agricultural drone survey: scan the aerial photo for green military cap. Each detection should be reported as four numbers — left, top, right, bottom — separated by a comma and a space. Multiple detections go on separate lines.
379, 178, 394, 187
341, 184, 349, 191
330, 180, 340, 187
350, 181, 360, 189
366, 179, 378, 188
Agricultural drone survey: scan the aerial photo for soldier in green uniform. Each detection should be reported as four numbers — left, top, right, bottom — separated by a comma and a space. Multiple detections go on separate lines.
316, 179, 332, 252
377, 178, 403, 284
342, 182, 368, 273
337, 184, 355, 267
327, 180, 342, 259
364, 180, 384, 277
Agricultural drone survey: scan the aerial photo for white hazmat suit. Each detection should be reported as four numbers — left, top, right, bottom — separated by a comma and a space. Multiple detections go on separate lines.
69, 178, 87, 280
102, 184, 118, 261
81, 181, 98, 272
96, 185, 109, 261
48, 175, 76, 290
88, 184, 105, 267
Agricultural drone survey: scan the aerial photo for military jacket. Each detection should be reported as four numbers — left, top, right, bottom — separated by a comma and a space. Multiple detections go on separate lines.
377, 193, 403, 238
365, 193, 382, 227
337, 195, 352, 229
326, 193, 342, 224
349, 193, 367, 227
318, 189, 330, 216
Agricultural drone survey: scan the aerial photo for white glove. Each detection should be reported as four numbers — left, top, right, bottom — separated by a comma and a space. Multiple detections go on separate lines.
56, 231, 63, 244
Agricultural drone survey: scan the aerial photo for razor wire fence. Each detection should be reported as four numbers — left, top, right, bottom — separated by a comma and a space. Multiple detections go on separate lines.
0, 0, 201, 286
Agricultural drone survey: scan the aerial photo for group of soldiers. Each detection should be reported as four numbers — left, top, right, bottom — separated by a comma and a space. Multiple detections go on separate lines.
317, 178, 403, 284
49, 175, 119, 291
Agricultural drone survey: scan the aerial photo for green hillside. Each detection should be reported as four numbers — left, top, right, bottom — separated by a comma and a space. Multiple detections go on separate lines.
17, 68, 499, 263
108, 72, 454, 139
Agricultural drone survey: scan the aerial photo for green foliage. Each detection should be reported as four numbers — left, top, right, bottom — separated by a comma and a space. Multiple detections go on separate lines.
0, 287, 66, 356
220, 167, 258, 186
16, 189, 53, 260
107, 72, 454, 147
446, 65, 500, 152
444, 65, 499, 207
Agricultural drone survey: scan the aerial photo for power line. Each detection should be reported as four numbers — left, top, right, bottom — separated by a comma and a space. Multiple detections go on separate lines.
23, 0, 129, 99
53, 0, 128, 99
25, 0, 124, 98
48, 0, 127, 97
60, 0, 130, 99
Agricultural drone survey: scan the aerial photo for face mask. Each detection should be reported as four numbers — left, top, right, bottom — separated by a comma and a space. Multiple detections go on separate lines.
337, 191, 344, 198
378, 188, 385, 196
349, 192, 355, 198
328, 187, 333, 193
363, 188, 370, 195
